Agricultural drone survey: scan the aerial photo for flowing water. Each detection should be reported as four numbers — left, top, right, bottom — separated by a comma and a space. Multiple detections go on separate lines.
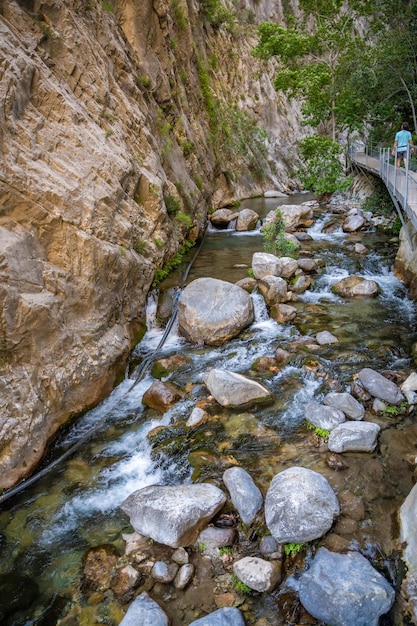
1, 193, 417, 625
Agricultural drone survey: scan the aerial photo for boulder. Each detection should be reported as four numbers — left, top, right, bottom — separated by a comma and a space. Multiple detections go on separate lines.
258, 275, 288, 305
304, 400, 345, 431
202, 368, 273, 408
222, 467, 263, 526
357, 367, 404, 404
119, 591, 169, 626
151, 561, 179, 583
236, 208, 259, 231
233, 556, 281, 592
291, 275, 313, 294
210, 208, 239, 228
332, 275, 380, 297
265, 467, 340, 543
178, 278, 254, 346
270, 303, 297, 323
316, 330, 338, 345
121, 483, 226, 548
279, 257, 299, 278
142, 380, 184, 412
297, 547, 395, 626
252, 252, 282, 279
264, 190, 288, 198
323, 392, 364, 420
297, 258, 318, 272
264, 203, 314, 231
189, 607, 245, 625
400, 482, 417, 622
328, 421, 380, 453
197, 526, 237, 550
342, 212, 365, 232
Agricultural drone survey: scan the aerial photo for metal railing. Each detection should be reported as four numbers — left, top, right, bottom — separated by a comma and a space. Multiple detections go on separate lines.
349, 143, 417, 233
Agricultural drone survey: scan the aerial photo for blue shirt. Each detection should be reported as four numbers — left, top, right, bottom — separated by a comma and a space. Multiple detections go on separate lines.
395, 129, 412, 149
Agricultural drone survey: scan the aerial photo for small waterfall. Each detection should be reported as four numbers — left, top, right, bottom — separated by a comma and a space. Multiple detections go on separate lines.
145, 289, 159, 331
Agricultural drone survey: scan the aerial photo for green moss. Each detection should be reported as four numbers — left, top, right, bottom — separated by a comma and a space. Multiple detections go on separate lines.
284, 542, 305, 557
231, 573, 252, 594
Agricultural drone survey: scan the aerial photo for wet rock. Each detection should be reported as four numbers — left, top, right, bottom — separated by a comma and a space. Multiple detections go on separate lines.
264, 189, 288, 198
189, 606, 245, 625
258, 275, 288, 305
111, 565, 141, 601
178, 278, 254, 346
279, 257, 299, 278
275, 347, 291, 364
350, 380, 372, 402
323, 392, 365, 420
291, 274, 313, 294
142, 380, 184, 412
122, 532, 149, 556
259, 535, 281, 558
151, 560, 179, 583
372, 398, 387, 413
326, 453, 349, 470
210, 209, 239, 228
251, 252, 282, 279
294, 231, 313, 241
172, 547, 189, 565
81, 545, 118, 593
354, 243, 367, 254
222, 466, 263, 526
119, 591, 169, 626
202, 368, 273, 408
342, 212, 365, 232
271, 203, 314, 231
401, 371, 417, 404
328, 421, 380, 453
121, 483, 226, 548
186, 406, 208, 428
332, 275, 380, 297
233, 556, 281, 592
305, 400, 345, 431
270, 303, 297, 323
296, 547, 395, 626
235, 277, 257, 293
316, 330, 338, 345
357, 367, 404, 405
251, 356, 278, 372
265, 467, 340, 543
197, 525, 237, 549
400, 482, 417, 623
297, 257, 318, 272
151, 354, 191, 379
174, 563, 195, 589
236, 208, 259, 231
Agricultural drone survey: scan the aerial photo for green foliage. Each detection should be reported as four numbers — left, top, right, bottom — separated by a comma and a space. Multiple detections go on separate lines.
262, 209, 298, 257
306, 421, 331, 439
198, 0, 236, 30
219, 546, 232, 556
170, 0, 187, 29
133, 241, 147, 255
101, 0, 113, 11
298, 135, 352, 194
154, 237, 165, 249
164, 194, 181, 216
284, 542, 305, 557
231, 573, 252, 594
381, 401, 407, 417
198, 542, 206, 553
247, 268, 255, 278
152, 240, 196, 287
361, 179, 393, 215
174, 212, 193, 228
391, 216, 402, 236
136, 74, 152, 89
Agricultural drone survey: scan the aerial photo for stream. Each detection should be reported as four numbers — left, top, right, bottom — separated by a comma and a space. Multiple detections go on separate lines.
1, 192, 417, 625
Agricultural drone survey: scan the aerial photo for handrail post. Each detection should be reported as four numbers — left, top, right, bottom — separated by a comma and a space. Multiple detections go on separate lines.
405, 144, 410, 210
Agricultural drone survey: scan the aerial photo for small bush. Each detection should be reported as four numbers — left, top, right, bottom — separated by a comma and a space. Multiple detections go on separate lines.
284, 542, 305, 557
306, 422, 330, 439
164, 194, 181, 215
174, 212, 193, 228
154, 237, 165, 249
262, 209, 298, 258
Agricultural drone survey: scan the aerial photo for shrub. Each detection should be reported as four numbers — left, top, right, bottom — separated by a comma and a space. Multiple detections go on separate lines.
262, 209, 298, 257
164, 194, 181, 215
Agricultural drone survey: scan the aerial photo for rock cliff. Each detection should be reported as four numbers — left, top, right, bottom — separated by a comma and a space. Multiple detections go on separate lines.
0, 0, 302, 488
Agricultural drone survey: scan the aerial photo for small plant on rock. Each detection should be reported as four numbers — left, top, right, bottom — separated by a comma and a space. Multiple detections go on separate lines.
284, 542, 305, 557
231, 573, 251, 594
262, 209, 298, 258
306, 422, 331, 440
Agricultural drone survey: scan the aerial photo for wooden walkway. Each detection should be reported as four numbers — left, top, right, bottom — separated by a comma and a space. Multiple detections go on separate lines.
349, 148, 417, 233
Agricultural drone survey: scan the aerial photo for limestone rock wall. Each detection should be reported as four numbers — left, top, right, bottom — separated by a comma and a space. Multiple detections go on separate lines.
0, 0, 303, 488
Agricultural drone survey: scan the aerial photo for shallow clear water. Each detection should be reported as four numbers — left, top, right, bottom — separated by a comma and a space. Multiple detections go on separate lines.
1, 195, 416, 625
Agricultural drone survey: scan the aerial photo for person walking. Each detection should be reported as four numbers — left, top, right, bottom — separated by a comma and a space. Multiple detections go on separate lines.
392, 122, 414, 168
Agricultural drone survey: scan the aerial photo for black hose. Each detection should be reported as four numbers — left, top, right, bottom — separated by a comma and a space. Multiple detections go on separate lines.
0, 227, 208, 506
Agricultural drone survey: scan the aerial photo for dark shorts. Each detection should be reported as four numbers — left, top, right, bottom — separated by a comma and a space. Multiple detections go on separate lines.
397, 150, 407, 158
